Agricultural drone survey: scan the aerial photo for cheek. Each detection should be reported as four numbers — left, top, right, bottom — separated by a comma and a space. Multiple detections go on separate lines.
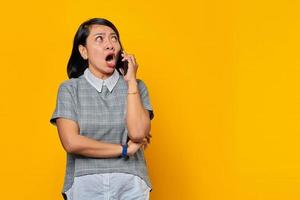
88, 46, 105, 60
114, 42, 121, 50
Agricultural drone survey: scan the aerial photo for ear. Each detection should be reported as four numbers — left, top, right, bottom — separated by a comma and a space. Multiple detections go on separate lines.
78, 45, 88, 60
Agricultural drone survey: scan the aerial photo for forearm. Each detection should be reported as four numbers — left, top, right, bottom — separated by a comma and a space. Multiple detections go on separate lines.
126, 79, 151, 142
68, 134, 123, 158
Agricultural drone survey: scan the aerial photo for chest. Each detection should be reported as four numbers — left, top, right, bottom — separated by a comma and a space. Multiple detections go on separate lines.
76, 85, 128, 141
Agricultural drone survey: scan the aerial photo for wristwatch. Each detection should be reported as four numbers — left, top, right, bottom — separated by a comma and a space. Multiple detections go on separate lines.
121, 144, 128, 158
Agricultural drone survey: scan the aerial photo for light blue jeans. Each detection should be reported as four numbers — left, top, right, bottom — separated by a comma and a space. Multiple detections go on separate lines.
65, 173, 151, 200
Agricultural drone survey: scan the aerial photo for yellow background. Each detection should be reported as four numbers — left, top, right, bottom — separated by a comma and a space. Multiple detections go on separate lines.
0, 0, 300, 199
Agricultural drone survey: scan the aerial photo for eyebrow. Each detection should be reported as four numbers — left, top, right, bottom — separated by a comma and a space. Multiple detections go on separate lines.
93, 32, 117, 36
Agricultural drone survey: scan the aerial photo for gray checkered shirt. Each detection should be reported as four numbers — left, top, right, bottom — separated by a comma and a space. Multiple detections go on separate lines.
50, 68, 154, 197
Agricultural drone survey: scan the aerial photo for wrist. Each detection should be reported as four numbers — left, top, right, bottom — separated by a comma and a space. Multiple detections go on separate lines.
127, 79, 138, 94
127, 79, 137, 86
126, 145, 132, 156
118, 144, 123, 157
121, 144, 128, 158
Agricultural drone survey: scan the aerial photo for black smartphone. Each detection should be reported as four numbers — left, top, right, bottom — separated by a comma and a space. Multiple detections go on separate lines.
116, 50, 128, 76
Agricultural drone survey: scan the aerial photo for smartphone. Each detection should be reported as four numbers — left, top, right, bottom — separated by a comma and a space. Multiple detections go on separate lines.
116, 50, 128, 76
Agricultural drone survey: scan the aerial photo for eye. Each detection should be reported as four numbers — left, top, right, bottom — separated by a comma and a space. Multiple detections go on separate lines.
96, 36, 103, 41
111, 35, 118, 41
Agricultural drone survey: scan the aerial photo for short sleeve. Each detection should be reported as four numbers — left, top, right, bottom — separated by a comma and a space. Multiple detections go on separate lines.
50, 83, 78, 126
138, 79, 154, 120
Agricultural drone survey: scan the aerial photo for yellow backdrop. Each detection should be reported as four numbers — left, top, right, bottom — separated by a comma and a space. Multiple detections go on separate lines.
0, 0, 300, 199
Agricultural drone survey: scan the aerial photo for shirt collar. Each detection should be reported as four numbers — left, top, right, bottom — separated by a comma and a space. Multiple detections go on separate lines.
83, 67, 120, 93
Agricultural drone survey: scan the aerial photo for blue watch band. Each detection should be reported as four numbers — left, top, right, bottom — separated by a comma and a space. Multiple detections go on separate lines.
122, 144, 128, 158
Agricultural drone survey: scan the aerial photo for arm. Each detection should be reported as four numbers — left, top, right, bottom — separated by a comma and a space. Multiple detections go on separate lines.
56, 118, 142, 158
126, 79, 151, 143
119, 51, 154, 144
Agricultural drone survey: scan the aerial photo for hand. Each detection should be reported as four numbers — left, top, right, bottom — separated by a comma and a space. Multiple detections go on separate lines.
127, 136, 150, 156
143, 133, 152, 150
121, 51, 138, 82
127, 139, 143, 156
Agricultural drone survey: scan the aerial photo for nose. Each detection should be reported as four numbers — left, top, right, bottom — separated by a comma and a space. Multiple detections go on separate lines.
105, 39, 114, 50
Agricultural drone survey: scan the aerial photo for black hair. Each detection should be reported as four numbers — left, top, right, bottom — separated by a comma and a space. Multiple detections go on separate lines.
67, 18, 124, 79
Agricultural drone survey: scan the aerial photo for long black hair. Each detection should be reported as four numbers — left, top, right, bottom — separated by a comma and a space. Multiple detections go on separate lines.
67, 18, 124, 79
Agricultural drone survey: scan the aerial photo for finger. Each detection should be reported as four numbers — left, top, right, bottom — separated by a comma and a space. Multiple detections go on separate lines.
128, 56, 135, 66
126, 54, 137, 67
142, 140, 148, 148
131, 55, 138, 67
142, 138, 148, 145
143, 143, 148, 150
146, 136, 150, 143
121, 55, 127, 61
147, 133, 152, 138
121, 55, 131, 63
126, 56, 135, 66
146, 133, 152, 138
127, 54, 134, 63
121, 51, 127, 60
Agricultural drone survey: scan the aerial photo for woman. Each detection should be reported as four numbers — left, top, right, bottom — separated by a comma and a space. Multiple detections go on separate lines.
50, 18, 154, 200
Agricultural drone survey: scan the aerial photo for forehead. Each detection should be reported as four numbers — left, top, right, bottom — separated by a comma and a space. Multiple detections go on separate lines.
89, 24, 116, 35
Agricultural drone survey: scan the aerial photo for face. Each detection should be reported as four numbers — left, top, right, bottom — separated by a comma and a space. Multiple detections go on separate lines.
79, 24, 121, 79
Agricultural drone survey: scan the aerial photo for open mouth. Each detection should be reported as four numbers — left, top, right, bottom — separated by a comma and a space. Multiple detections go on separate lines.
105, 53, 115, 67
105, 54, 114, 61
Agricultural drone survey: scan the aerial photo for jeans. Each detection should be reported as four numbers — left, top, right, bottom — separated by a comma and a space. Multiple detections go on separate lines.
65, 173, 151, 200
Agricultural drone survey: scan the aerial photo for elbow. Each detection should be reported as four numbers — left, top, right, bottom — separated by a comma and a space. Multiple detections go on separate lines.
128, 129, 147, 143
127, 112, 151, 143
130, 135, 145, 143
63, 140, 78, 154
63, 143, 74, 153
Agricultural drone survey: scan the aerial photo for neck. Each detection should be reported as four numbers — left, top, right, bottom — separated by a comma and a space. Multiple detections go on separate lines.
88, 66, 113, 80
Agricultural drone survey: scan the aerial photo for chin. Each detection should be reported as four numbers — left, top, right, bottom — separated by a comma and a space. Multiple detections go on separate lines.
105, 66, 115, 73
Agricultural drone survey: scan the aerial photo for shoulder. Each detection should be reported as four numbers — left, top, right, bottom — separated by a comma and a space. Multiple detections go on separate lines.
136, 78, 148, 89
60, 78, 77, 86
136, 79, 152, 94
57, 77, 82, 94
